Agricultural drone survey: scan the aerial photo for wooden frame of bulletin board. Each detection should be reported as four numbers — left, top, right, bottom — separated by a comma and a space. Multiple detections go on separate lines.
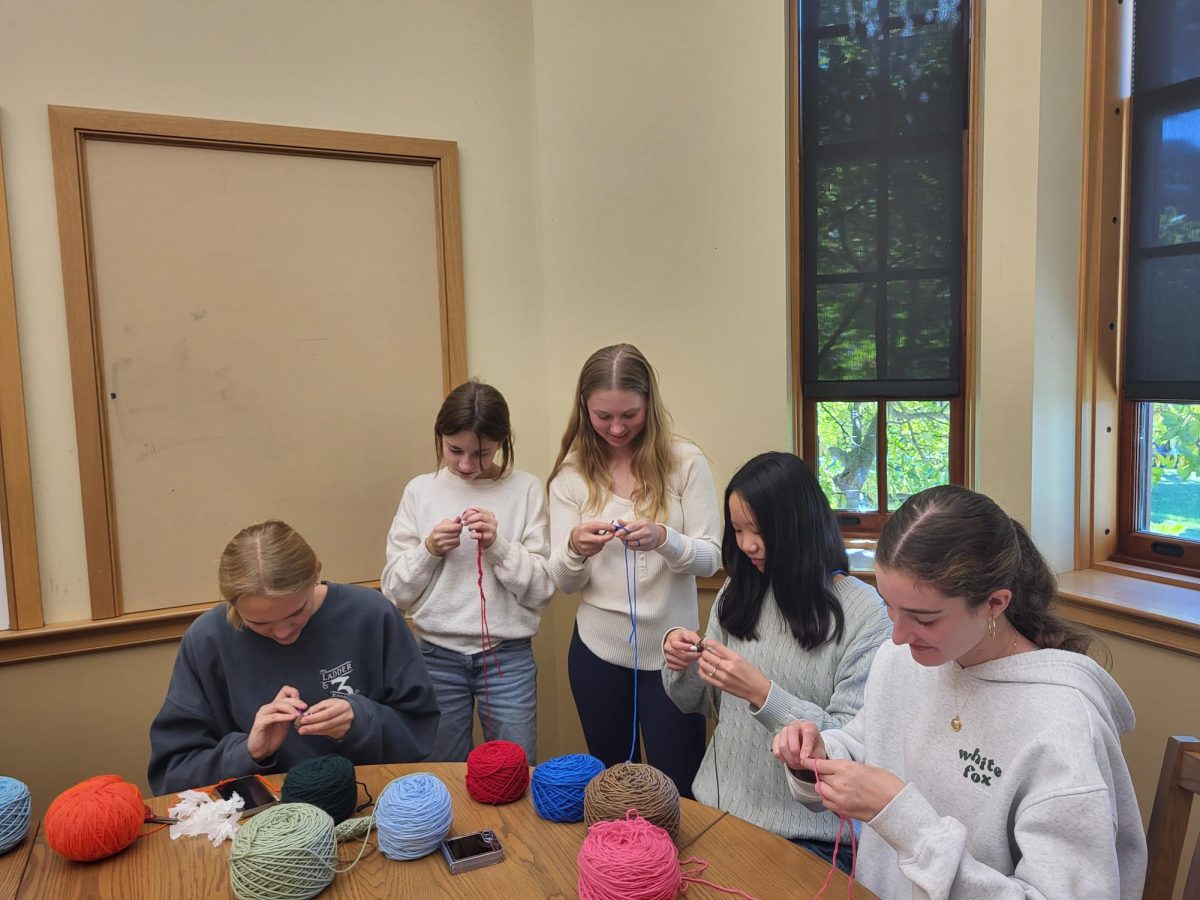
49, 106, 467, 621
0, 134, 43, 631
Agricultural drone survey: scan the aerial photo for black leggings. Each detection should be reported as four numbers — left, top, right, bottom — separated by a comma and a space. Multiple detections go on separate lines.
568, 624, 707, 799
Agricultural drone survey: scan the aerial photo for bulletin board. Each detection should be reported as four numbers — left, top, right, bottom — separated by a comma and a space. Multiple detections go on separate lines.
49, 107, 467, 617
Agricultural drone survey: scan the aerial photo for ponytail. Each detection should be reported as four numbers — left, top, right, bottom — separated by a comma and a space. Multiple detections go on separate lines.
878, 485, 1096, 656
1005, 519, 1092, 654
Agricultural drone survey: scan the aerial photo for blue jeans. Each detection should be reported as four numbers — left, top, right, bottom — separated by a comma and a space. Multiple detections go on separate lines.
418, 637, 538, 764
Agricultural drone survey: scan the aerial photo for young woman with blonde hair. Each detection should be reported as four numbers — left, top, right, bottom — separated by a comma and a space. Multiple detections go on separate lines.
772, 485, 1147, 897
148, 520, 438, 795
381, 380, 554, 762
548, 343, 720, 796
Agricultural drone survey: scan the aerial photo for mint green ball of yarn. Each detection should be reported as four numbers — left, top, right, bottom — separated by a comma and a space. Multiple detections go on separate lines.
229, 803, 336, 900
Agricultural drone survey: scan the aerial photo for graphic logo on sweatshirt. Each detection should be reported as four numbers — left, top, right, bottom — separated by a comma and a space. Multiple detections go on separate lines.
958, 747, 1003, 786
320, 660, 357, 696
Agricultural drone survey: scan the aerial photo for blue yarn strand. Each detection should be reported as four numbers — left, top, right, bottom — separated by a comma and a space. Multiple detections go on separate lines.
374, 773, 453, 861
530, 754, 605, 823
624, 540, 639, 762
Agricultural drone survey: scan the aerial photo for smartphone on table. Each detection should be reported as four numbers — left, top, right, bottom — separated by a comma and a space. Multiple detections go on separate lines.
440, 829, 505, 874
213, 774, 280, 816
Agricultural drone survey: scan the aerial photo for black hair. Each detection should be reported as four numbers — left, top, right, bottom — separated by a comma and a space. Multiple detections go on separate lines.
718, 452, 848, 649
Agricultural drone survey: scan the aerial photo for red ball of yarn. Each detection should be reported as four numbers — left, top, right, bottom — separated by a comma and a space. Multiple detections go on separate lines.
44, 775, 145, 862
465, 740, 529, 804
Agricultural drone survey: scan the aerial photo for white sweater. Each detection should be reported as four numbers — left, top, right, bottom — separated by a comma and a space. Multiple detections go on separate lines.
785, 640, 1148, 899
380, 468, 555, 656
547, 439, 721, 670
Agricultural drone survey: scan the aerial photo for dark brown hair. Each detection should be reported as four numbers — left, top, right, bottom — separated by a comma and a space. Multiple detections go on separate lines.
876, 485, 1092, 654
434, 381, 514, 478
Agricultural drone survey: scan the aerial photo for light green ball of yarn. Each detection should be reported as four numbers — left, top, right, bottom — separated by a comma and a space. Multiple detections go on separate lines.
229, 803, 336, 900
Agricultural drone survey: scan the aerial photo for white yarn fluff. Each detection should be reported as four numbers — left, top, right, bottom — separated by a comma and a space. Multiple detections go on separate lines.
167, 789, 244, 846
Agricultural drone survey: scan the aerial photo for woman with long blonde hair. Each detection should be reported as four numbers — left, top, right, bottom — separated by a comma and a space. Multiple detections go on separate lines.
548, 344, 720, 796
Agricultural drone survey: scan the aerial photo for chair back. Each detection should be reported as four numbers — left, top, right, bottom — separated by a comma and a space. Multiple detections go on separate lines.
1145, 735, 1200, 899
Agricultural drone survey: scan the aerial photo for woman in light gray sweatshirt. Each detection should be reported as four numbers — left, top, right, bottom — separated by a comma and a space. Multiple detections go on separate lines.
774, 485, 1147, 899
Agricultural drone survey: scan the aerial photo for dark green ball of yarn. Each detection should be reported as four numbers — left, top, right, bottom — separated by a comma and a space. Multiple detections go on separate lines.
281, 755, 357, 824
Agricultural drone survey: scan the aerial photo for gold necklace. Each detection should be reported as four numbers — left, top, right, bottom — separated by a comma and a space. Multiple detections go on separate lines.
950, 634, 1019, 732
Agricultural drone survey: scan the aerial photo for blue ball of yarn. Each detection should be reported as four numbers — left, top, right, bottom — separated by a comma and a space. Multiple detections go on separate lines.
0, 776, 32, 854
531, 754, 605, 823
374, 773, 453, 861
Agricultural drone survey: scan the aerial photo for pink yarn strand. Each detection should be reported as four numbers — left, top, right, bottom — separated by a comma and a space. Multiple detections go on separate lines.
679, 858, 761, 899
810, 764, 857, 900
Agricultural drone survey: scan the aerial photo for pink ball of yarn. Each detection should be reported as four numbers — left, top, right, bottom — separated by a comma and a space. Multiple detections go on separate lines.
577, 812, 681, 900
465, 740, 529, 805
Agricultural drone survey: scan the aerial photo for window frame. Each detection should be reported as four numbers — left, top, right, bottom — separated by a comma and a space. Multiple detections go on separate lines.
1079, 0, 1200, 582
789, 0, 978, 533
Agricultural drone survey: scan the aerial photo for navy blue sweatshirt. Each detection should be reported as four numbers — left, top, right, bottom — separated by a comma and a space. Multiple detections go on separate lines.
148, 582, 439, 795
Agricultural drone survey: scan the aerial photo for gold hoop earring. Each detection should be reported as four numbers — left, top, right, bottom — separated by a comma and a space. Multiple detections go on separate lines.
987, 616, 997, 639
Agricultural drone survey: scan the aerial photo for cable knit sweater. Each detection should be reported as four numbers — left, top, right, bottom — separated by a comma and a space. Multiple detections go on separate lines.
663, 576, 891, 839
380, 468, 555, 656
547, 439, 721, 669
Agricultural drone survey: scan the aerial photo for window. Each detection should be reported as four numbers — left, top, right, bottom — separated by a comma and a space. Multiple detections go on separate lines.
1115, 0, 1200, 575
792, 0, 973, 533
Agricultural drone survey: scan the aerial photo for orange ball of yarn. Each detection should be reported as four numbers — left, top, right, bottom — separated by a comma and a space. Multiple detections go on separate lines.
44, 775, 145, 861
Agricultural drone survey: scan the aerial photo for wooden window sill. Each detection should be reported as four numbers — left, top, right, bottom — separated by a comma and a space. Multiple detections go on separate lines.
1056, 568, 1200, 658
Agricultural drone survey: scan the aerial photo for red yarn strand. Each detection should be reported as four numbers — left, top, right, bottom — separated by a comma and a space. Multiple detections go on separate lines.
810, 765, 857, 900
474, 529, 503, 742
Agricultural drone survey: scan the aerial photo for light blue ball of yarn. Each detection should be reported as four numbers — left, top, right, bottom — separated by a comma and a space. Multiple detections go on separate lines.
0, 777, 32, 854
374, 773, 453, 861
531, 754, 605, 823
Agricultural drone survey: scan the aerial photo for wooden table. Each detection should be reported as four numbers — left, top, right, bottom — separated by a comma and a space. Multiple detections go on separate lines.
15, 762, 874, 898
0, 833, 34, 900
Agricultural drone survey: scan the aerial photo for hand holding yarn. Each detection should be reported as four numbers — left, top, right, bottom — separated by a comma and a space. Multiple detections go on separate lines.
461, 507, 497, 549
248, 685, 307, 763
295, 698, 353, 740
697, 638, 771, 708
661, 628, 704, 672
425, 517, 463, 557
771, 719, 827, 770
570, 521, 616, 557
613, 518, 665, 552
804, 757, 904, 822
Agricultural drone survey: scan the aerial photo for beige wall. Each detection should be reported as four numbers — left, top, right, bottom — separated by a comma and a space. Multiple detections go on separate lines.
1, 1, 1198, 893
0, 0, 546, 624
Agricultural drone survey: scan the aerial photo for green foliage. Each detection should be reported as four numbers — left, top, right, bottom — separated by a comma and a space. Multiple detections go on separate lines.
1158, 206, 1200, 246
815, 400, 950, 511
1147, 403, 1200, 540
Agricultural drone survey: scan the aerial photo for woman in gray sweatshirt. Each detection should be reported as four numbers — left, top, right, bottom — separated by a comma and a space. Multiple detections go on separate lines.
774, 485, 1147, 899
148, 520, 439, 795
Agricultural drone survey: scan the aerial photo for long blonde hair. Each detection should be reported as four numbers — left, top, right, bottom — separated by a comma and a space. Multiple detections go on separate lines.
548, 343, 675, 520
219, 520, 319, 629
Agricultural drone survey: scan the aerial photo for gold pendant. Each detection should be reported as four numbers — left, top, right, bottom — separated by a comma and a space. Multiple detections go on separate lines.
950, 715, 962, 733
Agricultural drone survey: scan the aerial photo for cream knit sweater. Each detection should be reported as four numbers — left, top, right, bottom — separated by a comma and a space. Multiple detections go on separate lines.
547, 439, 721, 669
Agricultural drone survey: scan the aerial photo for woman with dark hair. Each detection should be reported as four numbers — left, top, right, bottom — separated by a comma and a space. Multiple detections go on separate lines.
662, 452, 889, 867
381, 380, 554, 763
773, 485, 1147, 898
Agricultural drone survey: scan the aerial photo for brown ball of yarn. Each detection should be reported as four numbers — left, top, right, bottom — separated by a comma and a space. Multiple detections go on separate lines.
583, 762, 680, 841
